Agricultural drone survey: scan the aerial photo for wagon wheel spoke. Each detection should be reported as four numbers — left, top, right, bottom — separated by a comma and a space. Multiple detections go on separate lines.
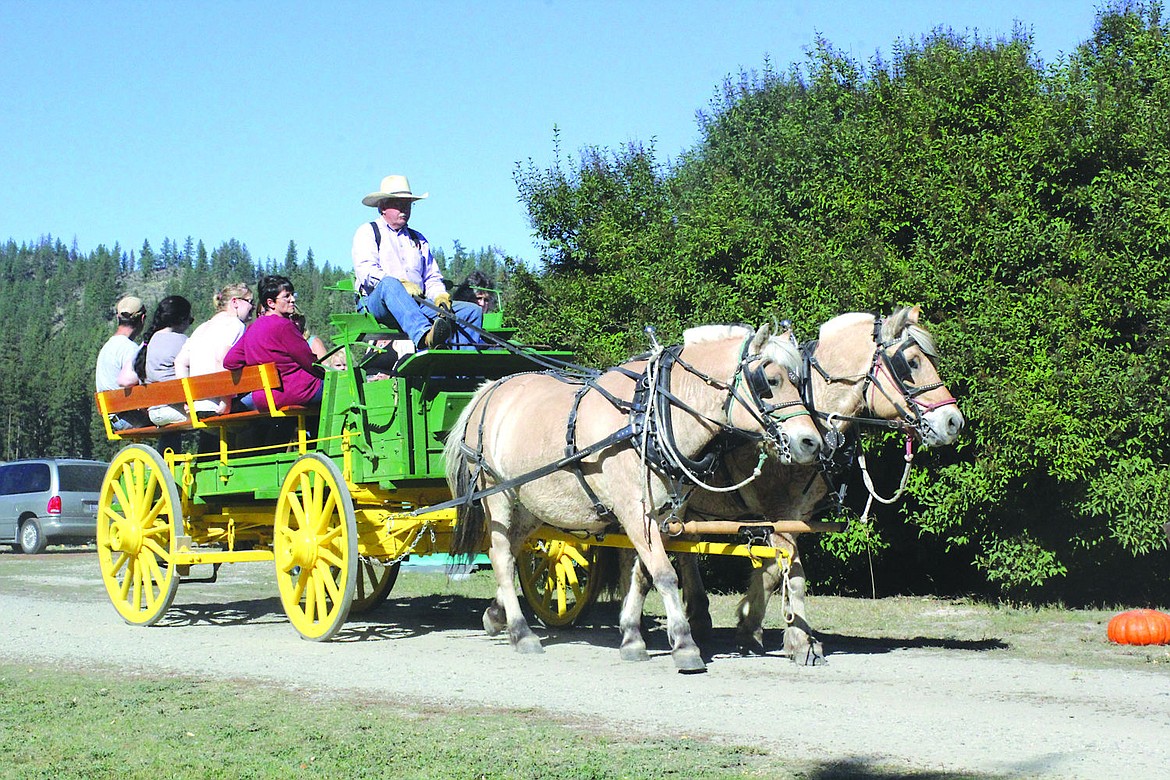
350, 559, 400, 615
517, 537, 602, 627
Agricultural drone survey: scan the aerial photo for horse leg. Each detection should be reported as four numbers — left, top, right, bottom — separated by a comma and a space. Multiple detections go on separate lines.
781, 545, 825, 666
678, 552, 713, 639
735, 562, 777, 654
480, 498, 543, 654
624, 532, 705, 673
618, 556, 652, 661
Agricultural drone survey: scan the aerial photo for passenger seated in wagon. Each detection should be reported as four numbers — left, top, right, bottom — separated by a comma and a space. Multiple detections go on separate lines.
174, 282, 254, 418
224, 275, 324, 412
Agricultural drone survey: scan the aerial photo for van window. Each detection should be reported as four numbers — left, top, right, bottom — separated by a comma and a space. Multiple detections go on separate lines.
59, 464, 108, 492
1, 463, 51, 495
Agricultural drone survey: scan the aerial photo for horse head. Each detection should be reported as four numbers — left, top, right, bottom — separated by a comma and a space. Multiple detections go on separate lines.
683, 323, 822, 465
810, 307, 965, 447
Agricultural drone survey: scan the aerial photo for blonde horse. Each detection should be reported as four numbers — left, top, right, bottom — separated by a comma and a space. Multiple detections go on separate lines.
629, 307, 965, 664
447, 324, 823, 672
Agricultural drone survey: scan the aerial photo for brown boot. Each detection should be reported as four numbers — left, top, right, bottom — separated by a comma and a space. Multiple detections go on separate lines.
418, 316, 452, 350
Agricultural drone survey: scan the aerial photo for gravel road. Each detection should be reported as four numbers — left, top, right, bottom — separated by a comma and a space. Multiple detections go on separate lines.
3, 550, 1169, 779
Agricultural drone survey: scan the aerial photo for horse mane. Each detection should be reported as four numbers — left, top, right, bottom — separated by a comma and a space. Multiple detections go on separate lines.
683, 324, 753, 344
683, 323, 802, 377
903, 324, 938, 359
820, 310, 939, 359
819, 312, 872, 340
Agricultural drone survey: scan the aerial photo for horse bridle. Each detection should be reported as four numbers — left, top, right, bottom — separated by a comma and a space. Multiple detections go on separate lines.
803, 314, 957, 441
707, 336, 811, 459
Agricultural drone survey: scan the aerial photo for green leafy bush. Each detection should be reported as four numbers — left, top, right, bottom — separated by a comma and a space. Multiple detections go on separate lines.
513, 4, 1170, 602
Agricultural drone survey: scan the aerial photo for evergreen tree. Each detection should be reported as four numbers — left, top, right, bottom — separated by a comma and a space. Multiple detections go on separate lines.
139, 239, 155, 278
283, 240, 298, 277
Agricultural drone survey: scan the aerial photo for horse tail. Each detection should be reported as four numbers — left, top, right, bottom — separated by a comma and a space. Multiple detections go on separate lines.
446, 382, 491, 562
593, 547, 626, 599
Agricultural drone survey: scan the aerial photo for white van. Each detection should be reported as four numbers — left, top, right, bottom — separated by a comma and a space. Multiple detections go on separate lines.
0, 459, 108, 554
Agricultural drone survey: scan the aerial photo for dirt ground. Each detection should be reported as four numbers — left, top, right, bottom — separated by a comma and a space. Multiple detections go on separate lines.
3, 549, 1169, 779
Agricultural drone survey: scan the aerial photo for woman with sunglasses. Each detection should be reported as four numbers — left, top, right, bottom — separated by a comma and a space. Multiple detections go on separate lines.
174, 282, 254, 416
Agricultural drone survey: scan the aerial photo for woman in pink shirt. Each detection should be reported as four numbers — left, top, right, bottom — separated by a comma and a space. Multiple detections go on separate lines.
224, 275, 324, 411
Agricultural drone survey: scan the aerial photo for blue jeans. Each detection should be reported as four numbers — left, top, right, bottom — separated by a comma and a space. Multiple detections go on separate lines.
358, 279, 484, 350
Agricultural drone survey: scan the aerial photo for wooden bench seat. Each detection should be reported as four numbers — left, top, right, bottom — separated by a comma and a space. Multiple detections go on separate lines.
95, 363, 313, 441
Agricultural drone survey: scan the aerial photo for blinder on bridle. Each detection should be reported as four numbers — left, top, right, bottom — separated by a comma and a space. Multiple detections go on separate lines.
745, 362, 773, 400
745, 359, 802, 403
886, 340, 917, 387
879, 335, 943, 399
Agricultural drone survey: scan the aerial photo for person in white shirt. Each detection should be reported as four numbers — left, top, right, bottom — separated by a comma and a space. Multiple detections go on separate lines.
174, 283, 253, 416
95, 295, 148, 430
351, 175, 483, 351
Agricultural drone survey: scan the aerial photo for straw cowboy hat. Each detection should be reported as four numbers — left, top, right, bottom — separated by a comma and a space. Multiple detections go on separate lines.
362, 174, 429, 207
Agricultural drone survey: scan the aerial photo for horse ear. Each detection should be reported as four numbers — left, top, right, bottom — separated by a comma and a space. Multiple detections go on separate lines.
883, 306, 918, 340
750, 323, 772, 354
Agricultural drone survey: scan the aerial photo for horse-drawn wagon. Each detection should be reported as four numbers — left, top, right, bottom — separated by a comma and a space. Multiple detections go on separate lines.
93, 299, 963, 671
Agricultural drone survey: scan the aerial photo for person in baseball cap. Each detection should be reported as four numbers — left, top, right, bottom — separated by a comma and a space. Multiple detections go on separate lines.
95, 294, 149, 429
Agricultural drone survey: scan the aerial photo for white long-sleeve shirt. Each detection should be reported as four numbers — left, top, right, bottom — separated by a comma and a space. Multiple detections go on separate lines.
351, 218, 445, 299
173, 311, 246, 414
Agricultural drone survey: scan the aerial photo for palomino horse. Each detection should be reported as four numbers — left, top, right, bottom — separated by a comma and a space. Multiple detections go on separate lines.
628, 307, 965, 664
447, 324, 823, 672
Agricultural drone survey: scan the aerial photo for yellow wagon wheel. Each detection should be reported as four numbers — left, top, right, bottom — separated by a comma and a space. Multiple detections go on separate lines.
274, 453, 358, 641
96, 444, 183, 626
349, 559, 401, 615
517, 537, 601, 627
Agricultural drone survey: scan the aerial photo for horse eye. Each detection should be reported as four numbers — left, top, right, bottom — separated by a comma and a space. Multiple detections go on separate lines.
909, 357, 920, 370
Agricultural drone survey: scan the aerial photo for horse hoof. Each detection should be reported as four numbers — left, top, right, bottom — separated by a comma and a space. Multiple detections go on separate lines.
792, 643, 826, 666
513, 634, 544, 654
736, 634, 765, 655
620, 644, 650, 662
785, 631, 826, 666
483, 612, 503, 636
672, 648, 706, 673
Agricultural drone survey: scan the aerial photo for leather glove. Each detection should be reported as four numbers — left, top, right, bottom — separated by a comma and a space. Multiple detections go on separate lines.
433, 292, 452, 310
399, 279, 423, 297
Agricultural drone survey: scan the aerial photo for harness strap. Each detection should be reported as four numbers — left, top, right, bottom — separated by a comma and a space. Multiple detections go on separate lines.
566, 382, 620, 521
413, 424, 640, 516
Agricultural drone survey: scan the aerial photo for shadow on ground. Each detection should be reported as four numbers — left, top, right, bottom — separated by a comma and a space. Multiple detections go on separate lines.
153, 589, 1007, 664
797, 757, 1007, 779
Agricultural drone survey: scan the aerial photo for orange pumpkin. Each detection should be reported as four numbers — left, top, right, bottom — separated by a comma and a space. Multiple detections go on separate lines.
1107, 609, 1170, 646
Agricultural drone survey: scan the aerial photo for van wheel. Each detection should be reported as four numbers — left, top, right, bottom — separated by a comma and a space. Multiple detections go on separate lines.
19, 518, 46, 555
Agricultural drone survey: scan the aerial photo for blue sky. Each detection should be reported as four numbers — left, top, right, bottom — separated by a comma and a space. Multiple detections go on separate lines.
1, 1, 1102, 275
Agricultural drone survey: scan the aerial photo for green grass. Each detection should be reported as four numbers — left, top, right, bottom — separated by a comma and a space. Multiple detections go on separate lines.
0, 663, 776, 780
